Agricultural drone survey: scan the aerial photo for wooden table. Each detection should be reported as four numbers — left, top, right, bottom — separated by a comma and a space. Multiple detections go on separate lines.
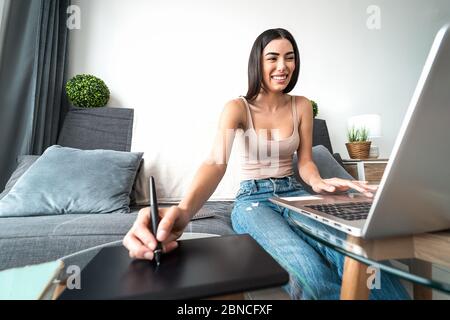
340, 231, 450, 300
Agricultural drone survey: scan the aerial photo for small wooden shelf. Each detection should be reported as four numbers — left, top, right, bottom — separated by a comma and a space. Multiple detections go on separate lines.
342, 158, 389, 184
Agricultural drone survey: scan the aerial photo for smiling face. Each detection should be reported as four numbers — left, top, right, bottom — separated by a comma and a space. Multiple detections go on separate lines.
261, 38, 296, 94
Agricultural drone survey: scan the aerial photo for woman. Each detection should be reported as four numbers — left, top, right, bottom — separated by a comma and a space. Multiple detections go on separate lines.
123, 28, 408, 300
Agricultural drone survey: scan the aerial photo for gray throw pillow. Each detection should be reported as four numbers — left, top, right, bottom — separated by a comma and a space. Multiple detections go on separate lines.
0, 155, 142, 206
0, 146, 143, 218
129, 159, 143, 207
311, 145, 353, 180
0, 155, 39, 200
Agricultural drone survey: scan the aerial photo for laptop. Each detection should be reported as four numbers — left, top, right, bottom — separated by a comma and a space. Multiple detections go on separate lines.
270, 24, 450, 239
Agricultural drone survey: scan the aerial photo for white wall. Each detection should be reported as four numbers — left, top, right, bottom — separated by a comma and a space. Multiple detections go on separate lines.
68, 0, 450, 201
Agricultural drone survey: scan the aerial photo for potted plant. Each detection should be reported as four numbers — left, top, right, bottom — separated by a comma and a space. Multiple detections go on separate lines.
65, 74, 110, 108
346, 126, 371, 159
310, 100, 319, 118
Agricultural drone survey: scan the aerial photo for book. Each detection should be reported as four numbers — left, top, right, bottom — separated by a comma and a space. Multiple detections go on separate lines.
0, 260, 64, 300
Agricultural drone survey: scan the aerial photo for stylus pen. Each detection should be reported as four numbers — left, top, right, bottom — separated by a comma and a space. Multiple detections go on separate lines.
149, 176, 163, 266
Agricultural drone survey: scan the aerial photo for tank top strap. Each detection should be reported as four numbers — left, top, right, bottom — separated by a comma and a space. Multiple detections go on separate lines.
291, 96, 299, 130
239, 96, 255, 129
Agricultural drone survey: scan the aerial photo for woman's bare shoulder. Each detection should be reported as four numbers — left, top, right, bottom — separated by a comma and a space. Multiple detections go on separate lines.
224, 98, 246, 111
291, 95, 312, 106
291, 95, 313, 117
220, 98, 247, 128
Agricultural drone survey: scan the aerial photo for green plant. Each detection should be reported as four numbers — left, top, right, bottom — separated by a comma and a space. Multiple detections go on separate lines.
310, 100, 319, 118
359, 127, 369, 141
66, 74, 110, 108
347, 126, 369, 142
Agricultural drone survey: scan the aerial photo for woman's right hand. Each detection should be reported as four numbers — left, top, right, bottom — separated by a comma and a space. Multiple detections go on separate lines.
122, 205, 190, 260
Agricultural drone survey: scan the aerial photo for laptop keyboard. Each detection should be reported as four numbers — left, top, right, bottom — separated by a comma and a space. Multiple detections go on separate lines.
305, 202, 372, 221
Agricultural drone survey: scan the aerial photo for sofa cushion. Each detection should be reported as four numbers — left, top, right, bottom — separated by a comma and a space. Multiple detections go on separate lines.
0, 212, 137, 271
0, 202, 236, 271
57, 107, 134, 152
186, 201, 235, 235
312, 119, 334, 154
0, 146, 143, 217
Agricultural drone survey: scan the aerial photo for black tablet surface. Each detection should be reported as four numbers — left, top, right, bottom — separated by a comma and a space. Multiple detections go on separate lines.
59, 234, 289, 300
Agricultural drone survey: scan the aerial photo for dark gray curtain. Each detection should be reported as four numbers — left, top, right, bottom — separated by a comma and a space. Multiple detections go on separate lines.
0, 0, 69, 189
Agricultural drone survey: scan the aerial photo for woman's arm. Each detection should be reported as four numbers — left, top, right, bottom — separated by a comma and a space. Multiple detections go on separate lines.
295, 97, 377, 195
178, 99, 244, 218
123, 99, 245, 260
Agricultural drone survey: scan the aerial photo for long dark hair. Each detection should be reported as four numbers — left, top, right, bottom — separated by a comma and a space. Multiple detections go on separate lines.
245, 28, 300, 101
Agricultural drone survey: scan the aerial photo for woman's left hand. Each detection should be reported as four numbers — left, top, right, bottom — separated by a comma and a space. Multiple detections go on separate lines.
311, 178, 378, 198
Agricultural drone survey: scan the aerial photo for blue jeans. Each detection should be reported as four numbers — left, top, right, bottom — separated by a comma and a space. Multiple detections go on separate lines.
231, 175, 410, 300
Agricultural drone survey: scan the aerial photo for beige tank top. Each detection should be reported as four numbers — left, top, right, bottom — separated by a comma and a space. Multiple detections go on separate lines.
239, 96, 300, 180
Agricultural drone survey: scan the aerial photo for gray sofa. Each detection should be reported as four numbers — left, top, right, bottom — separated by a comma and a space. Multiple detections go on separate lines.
0, 107, 351, 272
